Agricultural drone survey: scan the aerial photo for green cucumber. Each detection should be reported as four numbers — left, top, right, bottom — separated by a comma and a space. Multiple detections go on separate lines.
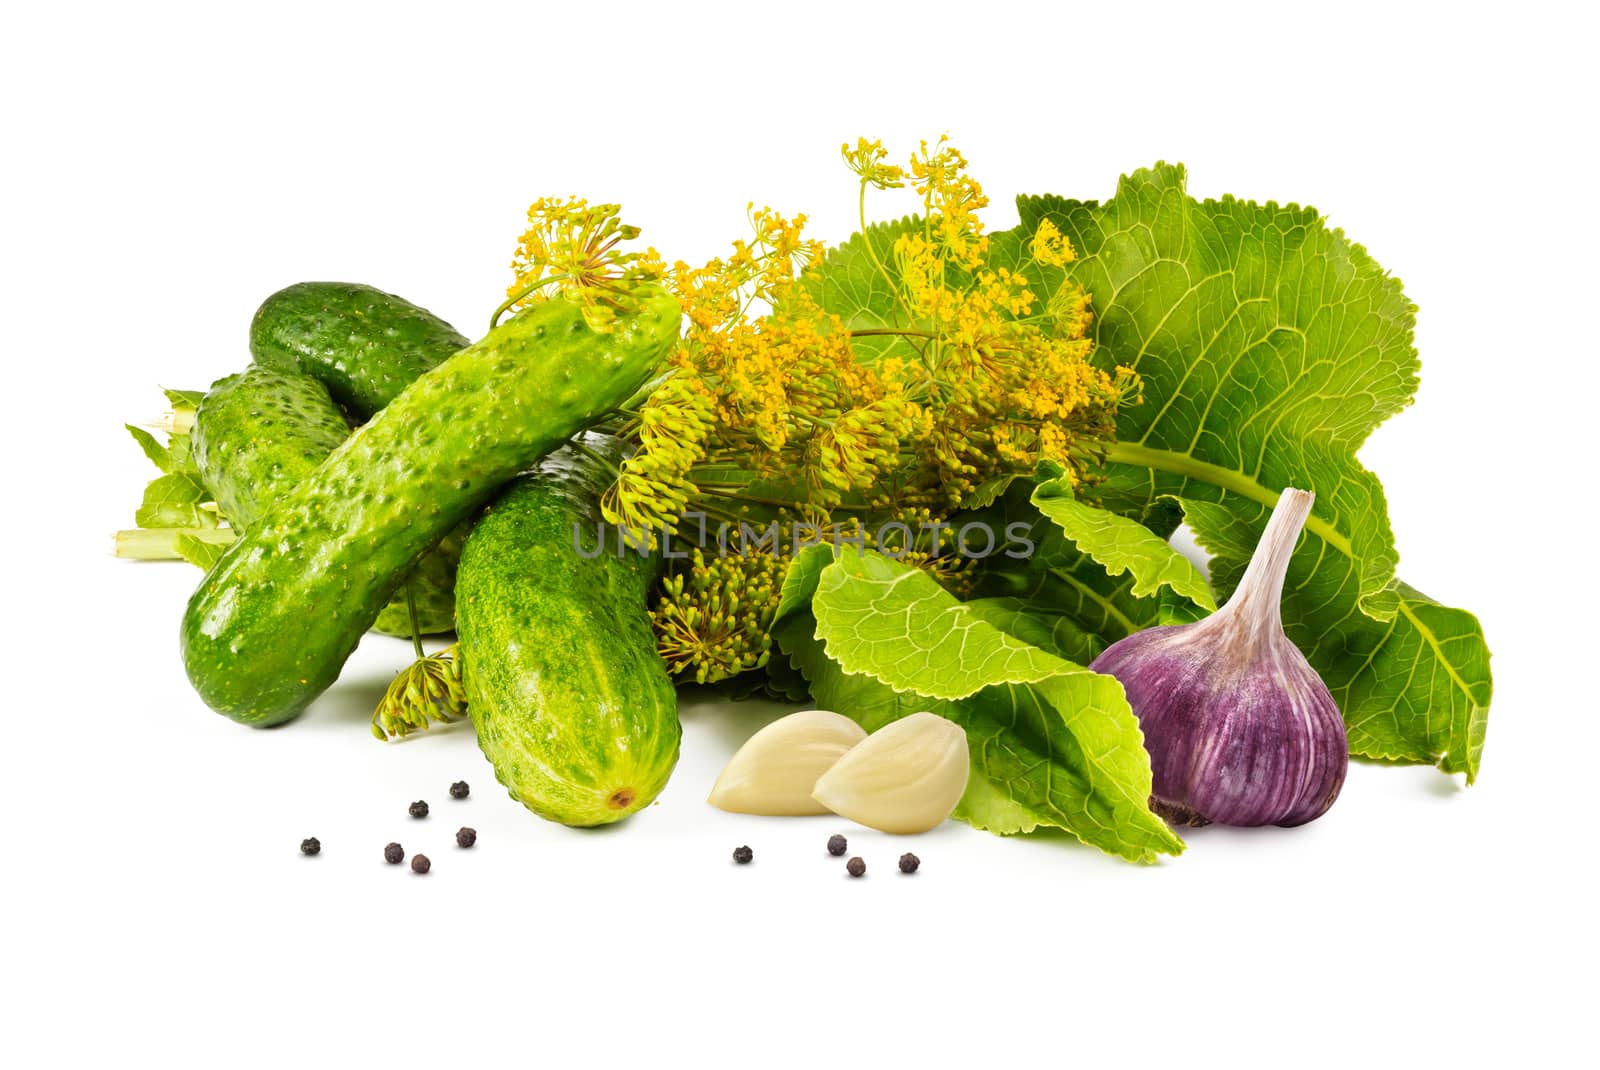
182, 286, 680, 727
373, 531, 462, 638
191, 366, 350, 523
458, 435, 679, 826
249, 282, 469, 416
190, 365, 458, 636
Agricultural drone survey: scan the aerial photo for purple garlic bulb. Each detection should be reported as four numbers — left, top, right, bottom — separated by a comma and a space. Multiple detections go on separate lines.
1089, 489, 1347, 827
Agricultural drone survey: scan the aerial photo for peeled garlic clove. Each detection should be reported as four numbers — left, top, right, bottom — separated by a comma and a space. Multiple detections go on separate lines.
810, 712, 969, 834
1089, 488, 1348, 828
708, 709, 868, 816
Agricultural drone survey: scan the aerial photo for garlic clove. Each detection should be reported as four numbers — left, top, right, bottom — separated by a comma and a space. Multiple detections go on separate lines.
810, 712, 970, 835
708, 709, 868, 816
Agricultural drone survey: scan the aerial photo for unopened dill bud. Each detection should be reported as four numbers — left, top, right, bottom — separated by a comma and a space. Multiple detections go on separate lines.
652, 547, 784, 684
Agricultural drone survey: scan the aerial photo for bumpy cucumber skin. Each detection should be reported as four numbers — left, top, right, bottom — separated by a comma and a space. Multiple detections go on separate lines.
191, 366, 350, 523
182, 286, 680, 726
190, 365, 458, 636
371, 533, 461, 637
249, 282, 469, 416
458, 436, 679, 826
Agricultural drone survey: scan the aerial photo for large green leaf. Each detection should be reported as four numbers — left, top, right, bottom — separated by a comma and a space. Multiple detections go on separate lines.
1181, 498, 1491, 780
798, 215, 924, 365
1030, 481, 1215, 612
775, 549, 1183, 863
125, 424, 173, 473
134, 473, 211, 529
174, 530, 234, 570
774, 611, 1184, 863
162, 387, 204, 410
124, 388, 216, 549
968, 494, 1210, 654
986, 164, 1491, 780
963, 597, 1104, 666
774, 543, 833, 621
992, 166, 1411, 617
812, 550, 1067, 699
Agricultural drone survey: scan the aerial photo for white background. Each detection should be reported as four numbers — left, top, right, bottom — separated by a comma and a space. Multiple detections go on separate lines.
4, 1, 1596, 1066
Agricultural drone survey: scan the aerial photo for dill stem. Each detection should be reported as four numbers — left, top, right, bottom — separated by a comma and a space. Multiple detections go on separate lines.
849, 328, 936, 340
567, 437, 622, 477
403, 583, 425, 662
488, 273, 575, 330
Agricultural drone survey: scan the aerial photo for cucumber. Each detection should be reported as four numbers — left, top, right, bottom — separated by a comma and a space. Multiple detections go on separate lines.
182, 285, 680, 726
190, 367, 351, 523
249, 282, 469, 416
372, 531, 462, 638
458, 435, 679, 826
190, 365, 458, 636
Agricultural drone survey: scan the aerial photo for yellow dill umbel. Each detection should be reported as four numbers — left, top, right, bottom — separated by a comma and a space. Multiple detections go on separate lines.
513, 138, 1139, 684
651, 547, 785, 684
502, 197, 663, 331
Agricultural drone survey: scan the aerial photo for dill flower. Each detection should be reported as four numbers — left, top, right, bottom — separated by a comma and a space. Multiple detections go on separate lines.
601, 372, 715, 537
860, 136, 1137, 504
652, 546, 785, 684
611, 253, 906, 532
531, 136, 1140, 686
504, 197, 660, 330
1029, 218, 1077, 269
807, 400, 917, 507
908, 136, 989, 269
1046, 278, 1094, 338
372, 643, 466, 740
841, 137, 906, 190
837, 510, 977, 597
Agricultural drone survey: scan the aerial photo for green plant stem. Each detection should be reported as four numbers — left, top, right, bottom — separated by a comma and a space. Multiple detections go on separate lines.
568, 437, 623, 477
489, 273, 575, 330
1104, 440, 1470, 701
113, 527, 236, 560
693, 485, 868, 512
858, 181, 914, 324
848, 328, 936, 340
1046, 567, 1139, 637
1103, 441, 1353, 556
144, 409, 195, 435
404, 583, 425, 662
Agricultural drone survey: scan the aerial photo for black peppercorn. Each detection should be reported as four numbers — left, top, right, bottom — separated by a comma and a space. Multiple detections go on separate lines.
384, 843, 404, 865
827, 834, 848, 857
898, 852, 921, 874
456, 827, 477, 848
411, 854, 431, 874
449, 781, 470, 800
409, 800, 429, 819
732, 845, 754, 864
846, 857, 866, 878
300, 837, 321, 856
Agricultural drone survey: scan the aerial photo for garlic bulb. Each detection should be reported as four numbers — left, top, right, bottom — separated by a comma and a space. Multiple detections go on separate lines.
1089, 489, 1347, 827
708, 710, 868, 816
